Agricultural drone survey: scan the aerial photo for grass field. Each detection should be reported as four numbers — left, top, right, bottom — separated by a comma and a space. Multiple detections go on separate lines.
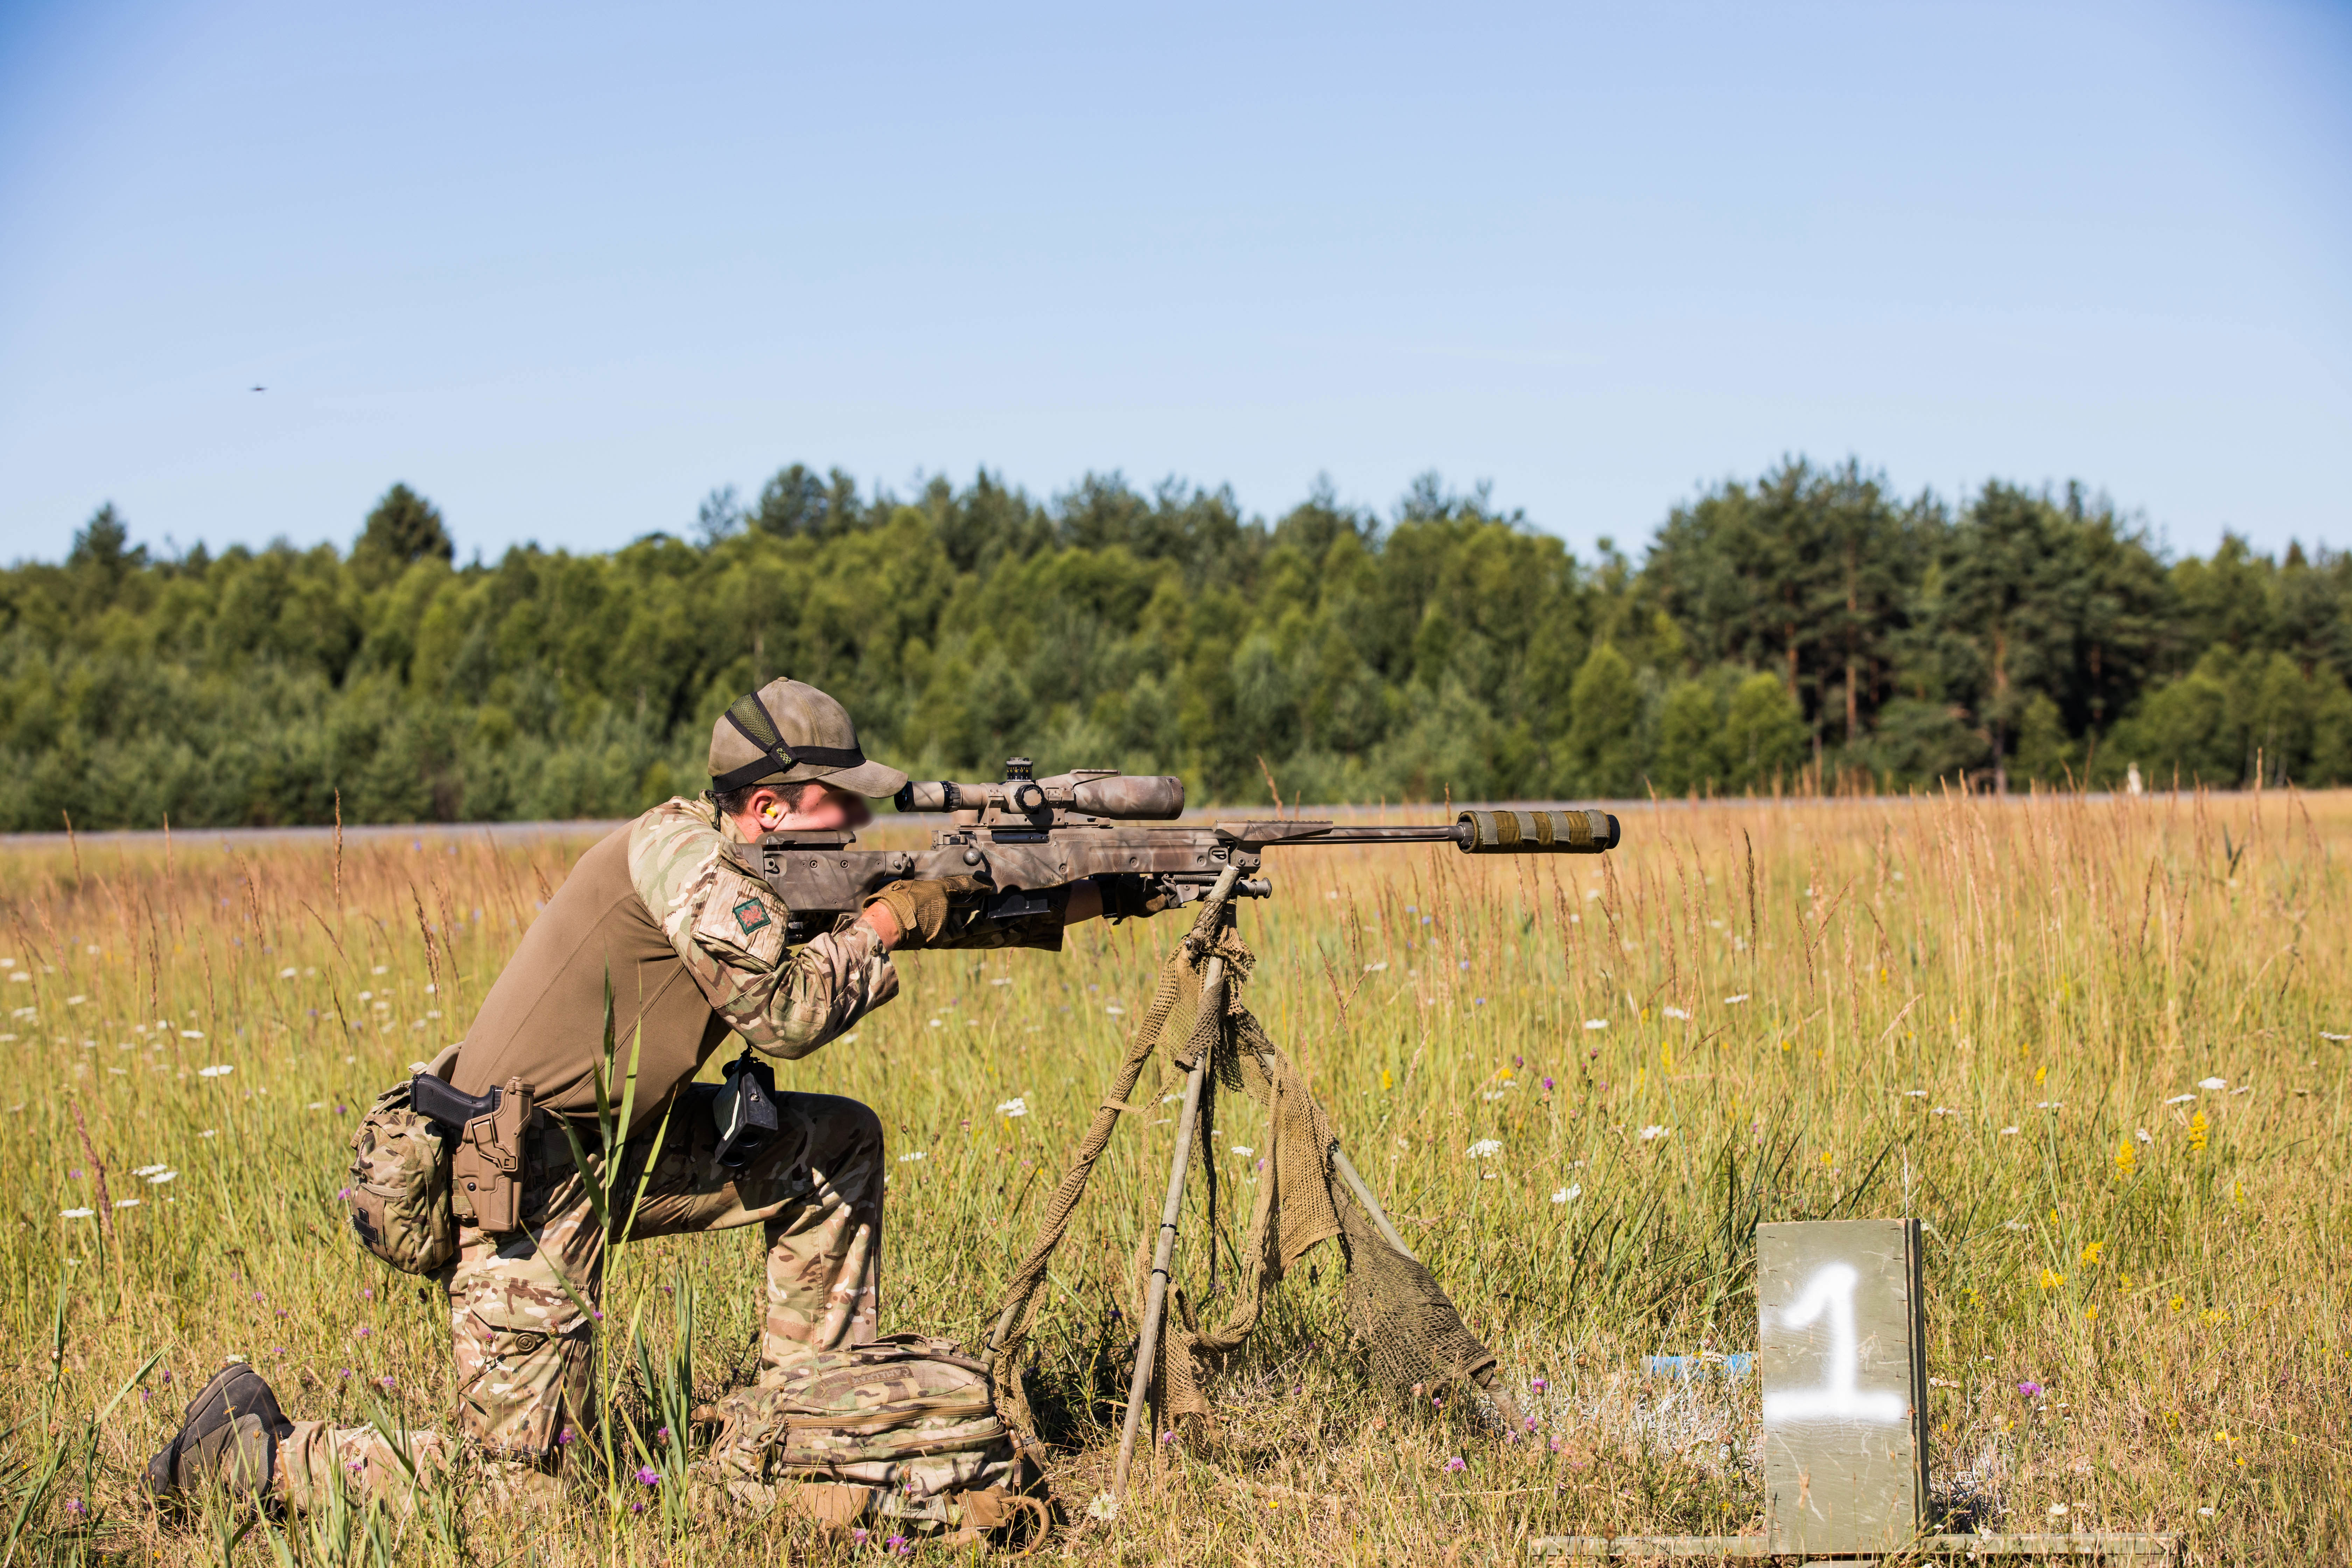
4, 788, 2347, 1564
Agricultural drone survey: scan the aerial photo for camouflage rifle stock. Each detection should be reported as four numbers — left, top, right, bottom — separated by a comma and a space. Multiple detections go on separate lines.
754, 757, 1619, 941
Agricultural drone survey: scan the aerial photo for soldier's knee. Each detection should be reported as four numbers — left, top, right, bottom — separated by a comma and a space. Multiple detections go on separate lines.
805, 1095, 885, 1172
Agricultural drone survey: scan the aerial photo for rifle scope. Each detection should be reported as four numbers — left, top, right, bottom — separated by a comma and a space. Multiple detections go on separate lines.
895, 766, 1186, 821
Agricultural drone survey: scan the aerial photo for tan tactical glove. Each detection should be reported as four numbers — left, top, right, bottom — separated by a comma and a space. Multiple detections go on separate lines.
862, 875, 989, 951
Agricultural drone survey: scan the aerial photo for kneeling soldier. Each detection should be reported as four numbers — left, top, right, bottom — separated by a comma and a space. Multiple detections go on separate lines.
147, 678, 1120, 1507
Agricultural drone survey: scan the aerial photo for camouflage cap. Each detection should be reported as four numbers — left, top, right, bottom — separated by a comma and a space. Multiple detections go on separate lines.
709, 679, 908, 799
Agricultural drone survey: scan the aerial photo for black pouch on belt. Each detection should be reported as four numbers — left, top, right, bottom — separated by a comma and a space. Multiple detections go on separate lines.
713, 1050, 780, 1169
447, 1075, 533, 1233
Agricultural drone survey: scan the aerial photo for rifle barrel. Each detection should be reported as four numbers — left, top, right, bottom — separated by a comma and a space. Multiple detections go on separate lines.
1226, 809, 1618, 855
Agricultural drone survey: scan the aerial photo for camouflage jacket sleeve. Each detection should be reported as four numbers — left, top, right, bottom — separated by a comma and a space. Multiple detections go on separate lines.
626, 798, 898, 1060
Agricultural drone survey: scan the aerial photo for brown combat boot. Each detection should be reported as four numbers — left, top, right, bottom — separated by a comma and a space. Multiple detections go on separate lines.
142, 1364, 291, 1499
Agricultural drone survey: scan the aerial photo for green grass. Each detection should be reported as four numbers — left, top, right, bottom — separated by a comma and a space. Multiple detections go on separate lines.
3, 788, 2347, 1563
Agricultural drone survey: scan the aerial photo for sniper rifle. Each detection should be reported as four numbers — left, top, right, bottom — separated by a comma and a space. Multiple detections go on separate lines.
753, 757, 1619, 941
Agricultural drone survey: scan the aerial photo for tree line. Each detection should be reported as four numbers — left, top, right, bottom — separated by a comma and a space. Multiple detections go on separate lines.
4, 459, 2347, 830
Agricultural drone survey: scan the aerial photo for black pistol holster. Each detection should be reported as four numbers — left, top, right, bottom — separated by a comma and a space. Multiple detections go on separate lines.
411, 1072, 534, 1234
713, 1050, 780, 1169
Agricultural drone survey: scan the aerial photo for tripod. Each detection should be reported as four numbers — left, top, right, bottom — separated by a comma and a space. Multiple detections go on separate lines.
984, 862, 1431, 1505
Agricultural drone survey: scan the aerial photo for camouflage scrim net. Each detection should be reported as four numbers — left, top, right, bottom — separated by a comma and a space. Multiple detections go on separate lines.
987, 900, 1499, 1446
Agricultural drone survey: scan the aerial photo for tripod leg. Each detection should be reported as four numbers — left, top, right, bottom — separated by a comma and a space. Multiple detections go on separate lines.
1108, 917, 1237, 1506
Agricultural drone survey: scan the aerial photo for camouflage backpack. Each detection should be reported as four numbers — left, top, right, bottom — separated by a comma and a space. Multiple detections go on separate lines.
343, 1052, 459, 1275
700, 1335, 1044, 1544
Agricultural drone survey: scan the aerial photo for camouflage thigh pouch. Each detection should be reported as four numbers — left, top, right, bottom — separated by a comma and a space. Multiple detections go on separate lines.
701, 1335, 1041, 1542
345, 1081, 456, 1275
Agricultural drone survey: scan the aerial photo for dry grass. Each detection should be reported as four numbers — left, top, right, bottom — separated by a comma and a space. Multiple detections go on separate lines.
4, 787, 2348, 1564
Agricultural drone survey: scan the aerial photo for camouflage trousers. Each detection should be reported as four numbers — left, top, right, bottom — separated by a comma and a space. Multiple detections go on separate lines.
277, 1086, 885, 1507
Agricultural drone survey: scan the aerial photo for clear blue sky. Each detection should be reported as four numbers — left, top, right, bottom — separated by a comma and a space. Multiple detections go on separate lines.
2, 0, 2347, 567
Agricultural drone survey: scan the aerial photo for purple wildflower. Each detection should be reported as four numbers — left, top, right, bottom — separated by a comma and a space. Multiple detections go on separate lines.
379, 1376, 394, 1390
635, 1465, 659, 1486
2018, 1381, 2044, 1397
1159, 1429, 1177, 1444
557, 1428, 575, 1446
1530, 1376, 1548, 1392
1542, 1076, 1555, 1091
850, 1528, 869, 1544
64, 1498, 87, 1517
630, 1499, 646, 1513
655, 1426, 670, 1441
887, 1535, 912, 1555
1444, 1456, 1466, 1473
1524, 1416, 1540, 1432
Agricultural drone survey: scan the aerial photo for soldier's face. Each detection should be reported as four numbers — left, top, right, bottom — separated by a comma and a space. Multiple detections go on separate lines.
768, 782, 872, 833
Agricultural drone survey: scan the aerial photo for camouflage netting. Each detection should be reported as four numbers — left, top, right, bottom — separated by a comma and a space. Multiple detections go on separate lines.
986, 895, 1503, 1450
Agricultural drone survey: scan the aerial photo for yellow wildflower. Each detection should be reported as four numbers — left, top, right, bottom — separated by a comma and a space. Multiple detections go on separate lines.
2079, 1242, 2103, 1266
1380, 1069, 1393, 1092
2039, 1268, 2067, 1290
2169, 1296, 2186, 1312
2035, 1065, 2049, 1086
2188, 1111, 2208, 1154
2202, 1308, 2229, 1326
2113, 1141, 2136, 1177
2085, 1306, 2099, 1322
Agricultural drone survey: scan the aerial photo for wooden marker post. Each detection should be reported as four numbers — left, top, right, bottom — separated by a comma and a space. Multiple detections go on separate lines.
1756, 1219, 1928, 1556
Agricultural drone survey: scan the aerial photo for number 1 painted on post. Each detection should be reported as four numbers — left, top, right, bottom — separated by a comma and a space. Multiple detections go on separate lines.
1759, 1262, 1908, 1424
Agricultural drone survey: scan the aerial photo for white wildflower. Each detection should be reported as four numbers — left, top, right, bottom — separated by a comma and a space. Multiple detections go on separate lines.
1639, 1125, 1671, 1141
1105, 1005, 1126, 1016
66, 994, 87, 1006
2000, 1126, 2021, 1135
132, 1164, 167, 1177
2048, 1504, 2068, 1518
2198, 1077, 2226, 1091
1724, 993, 1750, 1004
198, 1064, 233, 1078
1551, 1184, 1582, 1204
279, 967, 298, 979
180, 1029, 202, 1040
1903, 1088, 1927, 1098
147, 1170, 176, 1185
1231, 1146, 1254, 1156
1364, 961, 1388, 973
60, 1207, 94, 1219
898, 1151, 927, 1163
996, 1097, 1028, 1119
372, 966, 388, 976
1662, 1006, 1690, 1020
2164, 1093, 2196, 1105
989, 977, 1012, 986
1583, 1018, 1608, 1031
199, 1129, 218, 1138
2322, 1031, 2350, 1042
2135, 1128, 2152, 1144
1466, 1139, 1503, 1159
113, 1197, 140, 1209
